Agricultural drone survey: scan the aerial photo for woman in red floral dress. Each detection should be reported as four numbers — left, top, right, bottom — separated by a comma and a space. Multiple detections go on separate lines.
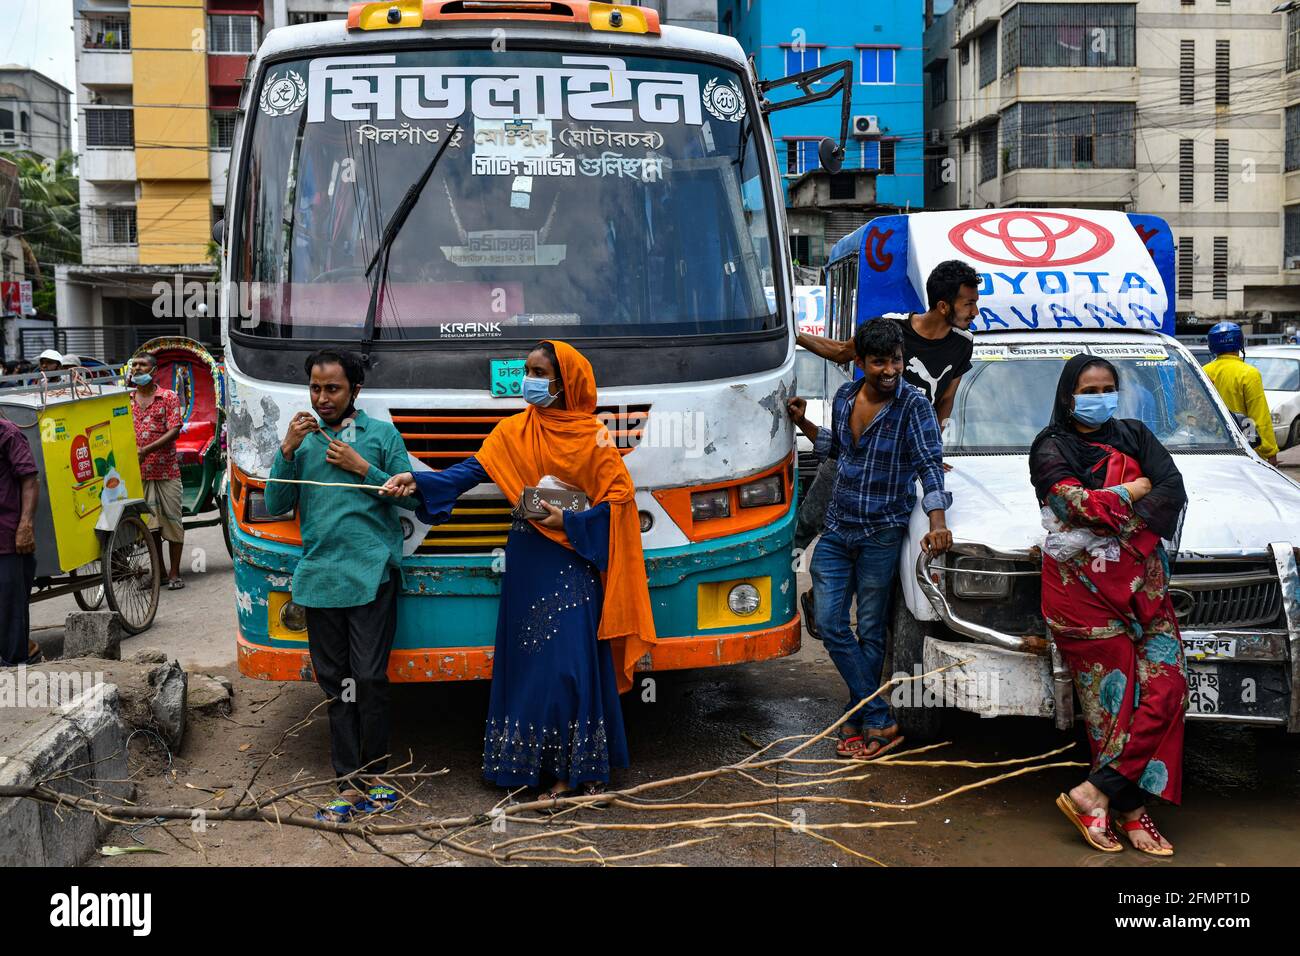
1029, 355, 1188, 857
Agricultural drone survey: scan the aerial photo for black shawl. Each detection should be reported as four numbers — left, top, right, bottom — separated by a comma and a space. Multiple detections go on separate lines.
1028, 354, 1187, 540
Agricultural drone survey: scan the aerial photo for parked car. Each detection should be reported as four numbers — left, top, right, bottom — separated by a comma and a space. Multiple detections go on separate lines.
1244, 345, 1300, 450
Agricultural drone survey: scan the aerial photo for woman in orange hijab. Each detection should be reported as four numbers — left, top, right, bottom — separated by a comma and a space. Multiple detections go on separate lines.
382, 341, 656, 798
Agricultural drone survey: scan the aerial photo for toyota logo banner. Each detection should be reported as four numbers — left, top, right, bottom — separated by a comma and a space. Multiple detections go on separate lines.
844, 209, 1175, 336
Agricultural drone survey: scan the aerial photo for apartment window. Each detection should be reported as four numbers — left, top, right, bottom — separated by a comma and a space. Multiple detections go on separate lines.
1289, 10, 1300, 73
208, 14, 259, 54
979, 124, 998, 182
929, 64, 948, 106
1001, 3, 1136, 73
1003, 102, 1135, 170
959, 42, 970, 66
1285, 208, 1300, 267
961, 134, 971, 153
978, 29, 997, 88
210, 111, 237, 149
860, 140, 881, 170
880, 139, 896, 175
1212, 236, 1228, 299
785, 45, 821, 76
1213, 139, 1228, 202
288, 12, 341, 24
790, 234, 812, 266
1215, 40, 1229, 106
859, 47, 896, 85
85, 108, 133, 148
1177, 236, 1193, 300
1289, 105, 1300, 171
1179, 140, 1194, 203
829, 174, 856, 200
786, 139, 819, 176
96, 207, 137, 245
1180, 40, 1194, 105
83, 16, 130, 50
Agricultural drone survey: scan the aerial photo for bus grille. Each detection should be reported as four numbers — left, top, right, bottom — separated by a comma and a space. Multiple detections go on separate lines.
1169, 566, 1283, 630
391, 406, 649, 555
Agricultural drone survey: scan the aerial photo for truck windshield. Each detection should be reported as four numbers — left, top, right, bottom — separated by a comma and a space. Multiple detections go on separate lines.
945, 345, 1237, 453
231, 50, 778, 342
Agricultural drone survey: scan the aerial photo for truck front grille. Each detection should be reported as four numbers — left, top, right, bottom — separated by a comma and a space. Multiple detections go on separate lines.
1169, 565, 1283, 630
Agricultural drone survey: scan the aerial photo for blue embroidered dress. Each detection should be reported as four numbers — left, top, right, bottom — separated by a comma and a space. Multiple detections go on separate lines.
412, 458, 629, 788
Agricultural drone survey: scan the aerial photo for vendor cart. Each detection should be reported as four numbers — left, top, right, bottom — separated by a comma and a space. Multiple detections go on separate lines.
0, 368, 161, 634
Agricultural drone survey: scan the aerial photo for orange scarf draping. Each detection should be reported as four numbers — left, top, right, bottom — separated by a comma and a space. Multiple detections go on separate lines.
474, 340, 657, 693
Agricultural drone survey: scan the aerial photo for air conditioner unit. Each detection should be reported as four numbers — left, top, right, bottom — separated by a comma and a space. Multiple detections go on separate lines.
852, 115, 880, 138
927, 128, 945, 146
2, 207, 21, 230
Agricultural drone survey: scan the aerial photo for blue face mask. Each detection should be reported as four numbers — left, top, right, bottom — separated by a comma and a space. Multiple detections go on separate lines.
1073, 391, 1118, 426
521, 375, 559, 407
132, 373, 153, 387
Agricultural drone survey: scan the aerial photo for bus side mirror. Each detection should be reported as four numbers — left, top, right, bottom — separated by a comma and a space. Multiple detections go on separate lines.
1231, 412, 1262, 449
818, 137, 844, 175
212, 218, 224, 245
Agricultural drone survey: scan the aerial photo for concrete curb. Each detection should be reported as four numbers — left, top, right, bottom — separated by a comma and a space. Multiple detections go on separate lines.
0, 683, 135, 867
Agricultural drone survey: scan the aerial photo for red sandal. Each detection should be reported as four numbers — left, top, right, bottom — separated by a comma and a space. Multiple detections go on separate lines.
1119, 813, 1174, 857
835, 731, 864, 757
1055, 793, 1123, 853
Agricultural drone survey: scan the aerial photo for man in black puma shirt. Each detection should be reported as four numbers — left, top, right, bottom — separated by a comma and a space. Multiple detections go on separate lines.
794, 259, 980, 636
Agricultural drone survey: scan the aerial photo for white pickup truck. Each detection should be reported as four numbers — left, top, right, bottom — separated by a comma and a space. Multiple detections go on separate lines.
831, 209, 1300, 737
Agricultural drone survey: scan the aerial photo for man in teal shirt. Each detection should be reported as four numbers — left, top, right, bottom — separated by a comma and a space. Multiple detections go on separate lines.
265, 349, 417, 820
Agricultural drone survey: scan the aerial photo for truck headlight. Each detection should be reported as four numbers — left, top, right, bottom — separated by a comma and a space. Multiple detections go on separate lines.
279, 599, 308, 632
691, 489, 730, 520
738, 474, 784, 508
727, 583, 762, 616
1272, 411, 1282, 425
952, 557, 1012, 600
246, 490, 293, 522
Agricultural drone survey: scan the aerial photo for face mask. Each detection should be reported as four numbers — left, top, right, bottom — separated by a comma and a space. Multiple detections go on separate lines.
521, 376, 559, 407
1073, 391, 1118, 426
132, 373, 153, 387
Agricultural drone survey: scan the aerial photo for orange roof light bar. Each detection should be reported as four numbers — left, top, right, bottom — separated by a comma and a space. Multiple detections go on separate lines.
348, 1, 659, 34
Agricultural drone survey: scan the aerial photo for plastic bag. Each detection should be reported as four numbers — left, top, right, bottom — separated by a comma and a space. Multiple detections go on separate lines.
1040, 505, 1120, 564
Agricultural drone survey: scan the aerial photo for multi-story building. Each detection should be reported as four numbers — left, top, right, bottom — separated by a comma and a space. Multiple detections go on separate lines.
721, 0, 925, 269
633, 0, 717, 32
925, 0, 1300, 334
56, 0, 352, 360
0, 67, 74, 164
1, 155, 33, 363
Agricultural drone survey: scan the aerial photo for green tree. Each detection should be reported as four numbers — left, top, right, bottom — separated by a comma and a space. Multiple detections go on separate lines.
1, 149, 81, 315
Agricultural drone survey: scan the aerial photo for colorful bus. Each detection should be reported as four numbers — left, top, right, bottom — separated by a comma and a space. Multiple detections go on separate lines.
219, 1, 850, 682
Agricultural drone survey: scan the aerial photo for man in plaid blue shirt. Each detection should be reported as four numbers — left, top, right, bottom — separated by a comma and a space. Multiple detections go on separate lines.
788, 319, 952, 760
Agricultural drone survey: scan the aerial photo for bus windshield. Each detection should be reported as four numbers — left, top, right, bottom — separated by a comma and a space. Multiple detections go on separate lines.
232, 49, 779, 342
945, 345, 1238, 453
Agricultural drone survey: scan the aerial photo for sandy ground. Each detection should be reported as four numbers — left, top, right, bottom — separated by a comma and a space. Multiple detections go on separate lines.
25, 451, 1300, 867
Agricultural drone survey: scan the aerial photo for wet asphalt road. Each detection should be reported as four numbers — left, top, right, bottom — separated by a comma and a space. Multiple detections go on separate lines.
28, 453, 1300, 866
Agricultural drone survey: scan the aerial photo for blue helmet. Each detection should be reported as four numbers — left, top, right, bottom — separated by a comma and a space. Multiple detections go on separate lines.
1207, 321, 1244, 355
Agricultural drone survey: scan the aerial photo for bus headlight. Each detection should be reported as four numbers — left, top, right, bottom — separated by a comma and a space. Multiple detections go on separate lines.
691, 489, 730, 520
727, 583, 762, 616
247, 490, 294, 522
638, 510, 654, 533
279, 599, 308, 632
738, 474, 784, 508
951, 557, 1012, 600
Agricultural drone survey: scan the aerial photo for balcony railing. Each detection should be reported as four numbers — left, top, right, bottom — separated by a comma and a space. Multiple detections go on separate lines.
83, 18, 131, 51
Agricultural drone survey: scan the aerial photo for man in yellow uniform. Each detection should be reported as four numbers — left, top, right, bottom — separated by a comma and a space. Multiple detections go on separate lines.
1203, 322, 1278, 465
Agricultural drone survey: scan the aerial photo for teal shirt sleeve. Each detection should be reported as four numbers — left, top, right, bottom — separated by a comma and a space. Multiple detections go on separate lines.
368, 425, 418, 512
265, 447, 298, 515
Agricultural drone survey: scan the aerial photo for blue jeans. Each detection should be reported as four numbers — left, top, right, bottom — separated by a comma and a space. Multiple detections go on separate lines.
809, 526, 904, 731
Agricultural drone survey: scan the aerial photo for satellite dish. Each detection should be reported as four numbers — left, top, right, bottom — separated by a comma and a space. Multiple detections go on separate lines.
818, 138, 844, 174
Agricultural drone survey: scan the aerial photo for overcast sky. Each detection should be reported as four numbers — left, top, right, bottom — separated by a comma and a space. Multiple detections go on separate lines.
3, 0, 75, 91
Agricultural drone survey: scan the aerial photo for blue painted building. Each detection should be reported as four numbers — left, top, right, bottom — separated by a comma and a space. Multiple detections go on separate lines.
718, 0, 925, 267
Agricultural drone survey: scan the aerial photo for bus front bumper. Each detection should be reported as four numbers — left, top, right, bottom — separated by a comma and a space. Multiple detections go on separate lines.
237, 613, 802, 682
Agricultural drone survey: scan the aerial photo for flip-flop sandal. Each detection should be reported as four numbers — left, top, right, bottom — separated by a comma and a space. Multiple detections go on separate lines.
359, 785, 400, 814
1119, 813, 1174, 857
167, 578, 185, 591
852, 731, 906, 761
25, 642, 43, 666
1055, 793, 1123, 853
315, 797, 360, 823
835, 732, 865, 757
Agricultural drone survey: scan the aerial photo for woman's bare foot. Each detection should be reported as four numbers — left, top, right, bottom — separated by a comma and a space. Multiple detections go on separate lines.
1067, 781, 1119, 850
1117, 807, 1174, 854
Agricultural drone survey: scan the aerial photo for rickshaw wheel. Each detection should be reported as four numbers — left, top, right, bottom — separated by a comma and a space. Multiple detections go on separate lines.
73, 559, 106, 611
103, 515, 162, 635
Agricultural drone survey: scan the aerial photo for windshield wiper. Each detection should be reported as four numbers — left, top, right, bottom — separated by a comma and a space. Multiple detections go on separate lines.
359, 122, 461, 358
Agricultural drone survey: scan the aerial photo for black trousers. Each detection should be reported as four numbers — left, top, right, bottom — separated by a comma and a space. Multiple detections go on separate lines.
1089, 764, 1147, 812
0, 552, 36, 666
303, 572, 399, 792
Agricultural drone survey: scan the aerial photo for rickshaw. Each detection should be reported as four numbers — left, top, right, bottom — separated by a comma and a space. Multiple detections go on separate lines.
128, 337, 231, 555
0, 367, 161, 634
